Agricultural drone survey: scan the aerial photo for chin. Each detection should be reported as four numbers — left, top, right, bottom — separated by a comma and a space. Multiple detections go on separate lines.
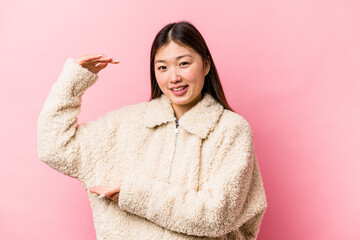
171, 99, 190, 106
171, 96, 197, 106
169, 95, 186, 103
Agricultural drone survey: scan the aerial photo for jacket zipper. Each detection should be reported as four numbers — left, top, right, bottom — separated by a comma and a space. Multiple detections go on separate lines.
167, 119, 179, 182
162, 120, 179, 238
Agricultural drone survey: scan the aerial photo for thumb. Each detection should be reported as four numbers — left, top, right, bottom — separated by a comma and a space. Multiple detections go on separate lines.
95, 62, 109, 72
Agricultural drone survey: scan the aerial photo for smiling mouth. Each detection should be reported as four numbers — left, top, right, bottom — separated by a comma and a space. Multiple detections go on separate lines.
171, 85, 188, 91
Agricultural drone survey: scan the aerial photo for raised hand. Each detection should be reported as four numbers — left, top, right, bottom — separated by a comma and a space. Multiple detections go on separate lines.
75, 54, 120, 74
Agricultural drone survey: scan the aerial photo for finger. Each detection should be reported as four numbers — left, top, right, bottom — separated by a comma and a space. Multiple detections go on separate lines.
90, 55, 103, 59
108, 192, 119, 202
98, 193, 106, 200
77, 55, 101, 63
95, 62, 109, 71
107, 186, 120, 196
78, 55, 109, 65
96, 58, 120, 64
104, 185, 120, 198
89, 188, 102, 195
89, 185, 110, 193
110, 193, 119, 202
104, 188, 116, 197
88, 57, 113, 63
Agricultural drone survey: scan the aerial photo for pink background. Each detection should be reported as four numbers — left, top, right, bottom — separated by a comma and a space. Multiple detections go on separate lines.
1, 0, 359, 239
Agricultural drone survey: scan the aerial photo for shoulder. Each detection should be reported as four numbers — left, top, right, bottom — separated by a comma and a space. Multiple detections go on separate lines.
116, 99, 149, 116
219, 109, 252, 131
98, 99, 150, 125
215, 109, 253, 140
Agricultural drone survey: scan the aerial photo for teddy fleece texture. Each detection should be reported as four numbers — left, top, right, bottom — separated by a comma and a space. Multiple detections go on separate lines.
37, 58, 268, 240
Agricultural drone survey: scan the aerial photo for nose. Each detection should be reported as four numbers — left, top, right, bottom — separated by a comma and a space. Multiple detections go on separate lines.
170, 67, 181, 83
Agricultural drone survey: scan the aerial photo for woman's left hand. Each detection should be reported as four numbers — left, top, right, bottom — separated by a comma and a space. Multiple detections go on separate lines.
89, 182, 122, 203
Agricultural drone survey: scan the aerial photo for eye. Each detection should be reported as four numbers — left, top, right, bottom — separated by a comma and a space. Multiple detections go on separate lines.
180, 62, 189, 66
158, 66, 166, 70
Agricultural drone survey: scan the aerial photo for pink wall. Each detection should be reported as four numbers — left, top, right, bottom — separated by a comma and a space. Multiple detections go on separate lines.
1, 0, 359, 239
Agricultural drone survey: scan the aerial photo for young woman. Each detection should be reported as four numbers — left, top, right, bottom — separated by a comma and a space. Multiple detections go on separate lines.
37, 21, 268, 239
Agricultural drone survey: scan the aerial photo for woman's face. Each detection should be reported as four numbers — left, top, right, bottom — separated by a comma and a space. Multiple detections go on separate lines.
154, 41, 210, 112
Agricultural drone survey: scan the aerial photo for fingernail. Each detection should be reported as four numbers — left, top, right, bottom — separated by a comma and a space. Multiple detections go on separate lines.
113, 60, 120, 63
98, 193, 106, 200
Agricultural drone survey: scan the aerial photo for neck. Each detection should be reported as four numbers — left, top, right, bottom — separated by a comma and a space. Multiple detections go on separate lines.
172, 104, 187, 120
171, 92, 203, 120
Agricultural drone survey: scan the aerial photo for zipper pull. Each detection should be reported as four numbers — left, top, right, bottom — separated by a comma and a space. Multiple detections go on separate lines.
175, 120, 179, 134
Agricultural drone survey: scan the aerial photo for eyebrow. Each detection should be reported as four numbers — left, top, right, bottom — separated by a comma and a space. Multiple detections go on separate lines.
155, 54, 193, 64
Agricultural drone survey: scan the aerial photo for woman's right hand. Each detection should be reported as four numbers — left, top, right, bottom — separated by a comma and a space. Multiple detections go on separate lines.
75, 54, 120, 74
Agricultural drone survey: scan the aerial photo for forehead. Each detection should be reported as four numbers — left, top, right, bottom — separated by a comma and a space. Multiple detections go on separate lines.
155, 41, 196, 62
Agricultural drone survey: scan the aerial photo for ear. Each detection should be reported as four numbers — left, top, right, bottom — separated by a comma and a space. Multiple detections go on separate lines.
203, 56, 211, 76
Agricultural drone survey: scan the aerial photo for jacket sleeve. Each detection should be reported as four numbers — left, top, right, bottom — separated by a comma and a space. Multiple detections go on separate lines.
117, 120, 268, 238
37, 58, 117, 181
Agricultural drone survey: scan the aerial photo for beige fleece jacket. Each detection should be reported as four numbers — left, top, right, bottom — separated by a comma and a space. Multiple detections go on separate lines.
37, 58, 268, 240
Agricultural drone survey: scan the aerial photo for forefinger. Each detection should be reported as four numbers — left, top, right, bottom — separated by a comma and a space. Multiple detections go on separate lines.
86, 55, 104, 61
83, 54, 106, 61
90, 55, 114, 61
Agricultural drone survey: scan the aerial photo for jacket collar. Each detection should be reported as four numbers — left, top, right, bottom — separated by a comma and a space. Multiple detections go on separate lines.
144, 92, 224, 139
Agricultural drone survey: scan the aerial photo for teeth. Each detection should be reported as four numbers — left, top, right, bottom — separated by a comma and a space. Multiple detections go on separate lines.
173, 86, 187, 91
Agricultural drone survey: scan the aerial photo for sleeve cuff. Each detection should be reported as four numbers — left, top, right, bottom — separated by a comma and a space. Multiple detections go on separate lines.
118, 173, 153, 218
55, 57, 99, 98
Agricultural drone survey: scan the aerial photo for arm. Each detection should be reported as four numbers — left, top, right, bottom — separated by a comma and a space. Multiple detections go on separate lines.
117, 120, 268, 237
37, 58, 117, 181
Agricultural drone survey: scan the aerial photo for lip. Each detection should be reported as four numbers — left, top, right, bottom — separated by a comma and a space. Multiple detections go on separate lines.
170, 85, 189, 96
169, 85, 188, 90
